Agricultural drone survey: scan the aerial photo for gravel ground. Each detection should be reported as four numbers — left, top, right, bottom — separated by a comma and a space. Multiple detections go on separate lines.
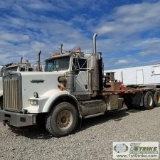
0, 107, 160, 160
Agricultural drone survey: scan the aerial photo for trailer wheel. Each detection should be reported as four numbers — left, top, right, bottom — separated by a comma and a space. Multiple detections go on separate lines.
45, 102, 78, 137
143, 91, 154, 109
153, 91, 160, 107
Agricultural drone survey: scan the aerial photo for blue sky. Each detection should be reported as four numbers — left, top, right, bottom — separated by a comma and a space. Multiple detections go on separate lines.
0, 0, 160, 70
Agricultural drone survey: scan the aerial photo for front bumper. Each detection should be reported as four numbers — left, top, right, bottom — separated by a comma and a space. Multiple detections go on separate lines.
0, 110, 37, 127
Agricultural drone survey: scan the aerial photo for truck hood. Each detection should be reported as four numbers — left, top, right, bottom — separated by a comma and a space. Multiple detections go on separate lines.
20, 71, 66, 108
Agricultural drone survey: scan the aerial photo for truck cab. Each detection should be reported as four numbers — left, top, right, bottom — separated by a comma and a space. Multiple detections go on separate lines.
45, 50, 98, 98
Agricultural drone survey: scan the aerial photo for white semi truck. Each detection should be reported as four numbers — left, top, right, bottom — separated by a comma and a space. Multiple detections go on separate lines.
0, 51, 42, 108
0, 62, 34, 108
0, 34, 159, 137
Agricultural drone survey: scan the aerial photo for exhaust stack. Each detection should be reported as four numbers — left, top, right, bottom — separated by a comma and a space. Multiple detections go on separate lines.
91, 33, 99, 97
20, 57, 23, 64
90, 33, 103, 97
37, 50, 41, 71
93, 33, 97, 54
60, 44, 63, 54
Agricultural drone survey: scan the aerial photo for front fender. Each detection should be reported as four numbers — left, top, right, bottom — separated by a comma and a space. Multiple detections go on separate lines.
41, 89, 77, 112
26, 89, 79, 113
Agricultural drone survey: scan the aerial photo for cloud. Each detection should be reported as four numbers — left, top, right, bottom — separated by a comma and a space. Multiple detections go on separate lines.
135, 38, 160, 56
95, 2, 160, 37
91, 1, 160, 69
0, 32, 29, 42
0, 0, 160, 69
116, 59, 129, 64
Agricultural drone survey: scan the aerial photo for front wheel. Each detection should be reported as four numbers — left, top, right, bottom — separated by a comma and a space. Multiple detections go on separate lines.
45, 102, 78, 137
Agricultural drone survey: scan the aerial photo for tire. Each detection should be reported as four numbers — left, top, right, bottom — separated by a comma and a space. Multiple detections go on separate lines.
124, 95, 133, 109
143, 91, 154, 109
0, 97, 3, 109
153, 90, 160, 107
45, 102, 78, 137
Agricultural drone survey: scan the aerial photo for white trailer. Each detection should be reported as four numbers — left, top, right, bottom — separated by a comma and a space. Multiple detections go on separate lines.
105, 64, 160, 85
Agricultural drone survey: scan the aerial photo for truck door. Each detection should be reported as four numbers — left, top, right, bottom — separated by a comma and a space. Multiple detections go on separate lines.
72, 57, 90, 97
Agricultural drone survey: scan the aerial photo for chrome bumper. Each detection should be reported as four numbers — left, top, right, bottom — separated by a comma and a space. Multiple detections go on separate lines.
0, 110, 37, 127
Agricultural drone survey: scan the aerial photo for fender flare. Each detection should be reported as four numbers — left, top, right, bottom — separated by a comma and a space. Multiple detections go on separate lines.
42, 91, 80, 113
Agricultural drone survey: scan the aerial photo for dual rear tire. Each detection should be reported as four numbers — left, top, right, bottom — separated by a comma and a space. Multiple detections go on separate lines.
143, 90, 160, 109
124, 91, 155, 110
153, 90, 160, 107
143, 91, 154, 109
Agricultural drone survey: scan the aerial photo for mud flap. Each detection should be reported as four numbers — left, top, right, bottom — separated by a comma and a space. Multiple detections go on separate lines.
140, 93, 144, 106
132, 92, 143, 108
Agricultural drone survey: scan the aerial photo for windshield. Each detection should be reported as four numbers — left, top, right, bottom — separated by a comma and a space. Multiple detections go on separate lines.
6, 66, 18, 72
45, 56, 70, 72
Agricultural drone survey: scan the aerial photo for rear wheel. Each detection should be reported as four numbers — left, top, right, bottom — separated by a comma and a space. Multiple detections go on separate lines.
143, 91, 154, 109
0, 97, 3, 109
45, 102, 78, 137
124, 94, 133, 109
153, 90, 160, 107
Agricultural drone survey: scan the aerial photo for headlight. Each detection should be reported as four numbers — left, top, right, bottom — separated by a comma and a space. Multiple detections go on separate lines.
30, 100, 38, 105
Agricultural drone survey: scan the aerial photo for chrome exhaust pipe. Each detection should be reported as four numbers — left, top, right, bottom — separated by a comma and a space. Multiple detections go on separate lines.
93, 33, 98, 54
38, 50, 41, 71
20, 57, 23, 64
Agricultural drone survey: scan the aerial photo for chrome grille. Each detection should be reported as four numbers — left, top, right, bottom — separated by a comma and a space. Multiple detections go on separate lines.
3, 73, 22, 111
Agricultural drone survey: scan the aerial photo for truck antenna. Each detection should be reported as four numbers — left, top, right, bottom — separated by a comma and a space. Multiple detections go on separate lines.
60, 44, 63, 53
